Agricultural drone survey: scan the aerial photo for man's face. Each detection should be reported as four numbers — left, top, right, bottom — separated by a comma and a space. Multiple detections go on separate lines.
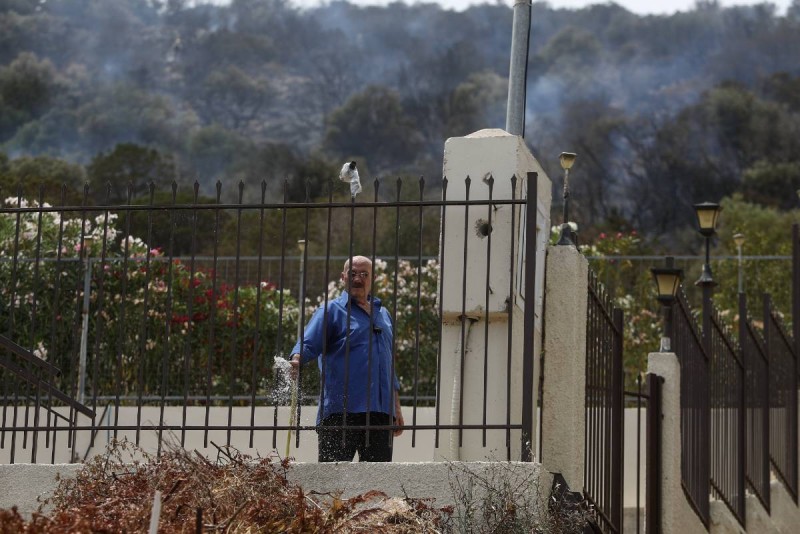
342, 257, 372, 302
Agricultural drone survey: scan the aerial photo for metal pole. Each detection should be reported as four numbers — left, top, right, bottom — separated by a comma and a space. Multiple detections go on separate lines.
737, 243, 743, 293
78, 257, 91, 406
505, 0, 532, 136
297, 240, 306, 341
521, 172, 538, 461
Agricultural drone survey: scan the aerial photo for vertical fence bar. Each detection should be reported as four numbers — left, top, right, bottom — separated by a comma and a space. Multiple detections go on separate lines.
248, 181, 267, 449
156, 183, 178, 457
434, 177, 448, 450
135, 184, 156, 447
182, 182, 200, 448
89, 190, 112, 454
505, 175, 516, 460
611, 308, 624, 531
272, 181, 289, 450
412, 177, 424, 447
520, 171, 537, 461
646, 373, 663, 534
317, 179, 334, 451
226, 182, 244, 447
203, 182, 222, 448
636, 374, 643, 533
458, 177, 470, 448
365, 179, 380, 449
481, 176, 493, 447
794, 223, 799, 380
28, 187, 46, 463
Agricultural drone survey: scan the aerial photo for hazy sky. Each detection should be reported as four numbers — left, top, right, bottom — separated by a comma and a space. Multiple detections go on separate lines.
230, 0, 793, 16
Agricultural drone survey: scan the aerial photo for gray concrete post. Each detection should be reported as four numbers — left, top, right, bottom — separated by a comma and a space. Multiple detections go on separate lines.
540, 245, 587, 488
647, 352, 707, 534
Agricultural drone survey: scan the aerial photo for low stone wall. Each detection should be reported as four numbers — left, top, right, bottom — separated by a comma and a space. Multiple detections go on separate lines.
0, 461, 551, 521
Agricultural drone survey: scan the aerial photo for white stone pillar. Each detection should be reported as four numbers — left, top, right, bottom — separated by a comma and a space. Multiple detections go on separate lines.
434, 129, 551, 461
647, 352, 707, 534
540, 245, 587, 487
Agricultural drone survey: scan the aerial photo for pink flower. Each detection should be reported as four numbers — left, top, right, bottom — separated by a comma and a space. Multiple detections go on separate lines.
599, 232, 606, 239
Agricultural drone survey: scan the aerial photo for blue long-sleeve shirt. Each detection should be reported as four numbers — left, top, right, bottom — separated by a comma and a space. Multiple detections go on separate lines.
291, 292, 400, 424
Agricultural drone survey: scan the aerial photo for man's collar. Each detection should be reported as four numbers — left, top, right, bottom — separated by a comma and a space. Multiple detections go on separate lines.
341, 291, 382, 309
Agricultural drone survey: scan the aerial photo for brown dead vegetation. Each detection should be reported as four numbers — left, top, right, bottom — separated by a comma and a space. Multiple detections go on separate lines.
0, 438, 451, 533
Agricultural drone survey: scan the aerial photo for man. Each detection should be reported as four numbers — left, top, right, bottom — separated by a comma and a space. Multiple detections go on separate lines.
290, 255, 404, 462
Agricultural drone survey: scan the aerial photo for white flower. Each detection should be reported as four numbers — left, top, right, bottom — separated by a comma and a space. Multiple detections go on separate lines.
33, 342, 48, 361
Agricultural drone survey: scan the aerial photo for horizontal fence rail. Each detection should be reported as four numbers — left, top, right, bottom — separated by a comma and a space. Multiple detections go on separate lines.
0, 175, 539, 463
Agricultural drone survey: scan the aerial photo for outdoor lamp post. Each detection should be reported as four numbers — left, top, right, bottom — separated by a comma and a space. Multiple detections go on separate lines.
693, 201, 722, 287
733, 232, 745, 294
651, 256, 683, 352
556, 152, 578, 246
77, 235, 93, 406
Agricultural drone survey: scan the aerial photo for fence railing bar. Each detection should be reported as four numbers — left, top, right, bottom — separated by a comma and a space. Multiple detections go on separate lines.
0, 198, 528, 215
0, 335, 61, 377
646, 374, 662, 534
183, 183, 201, 448
505, 176, 516, 457
480, 176, 493, 448
520, 172, 537, 462
0, 423, 526, 433
413, 177, 426, 449
0, 354, 94, 418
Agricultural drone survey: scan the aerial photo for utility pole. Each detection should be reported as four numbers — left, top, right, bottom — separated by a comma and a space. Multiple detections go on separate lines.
506, 0, 532, 136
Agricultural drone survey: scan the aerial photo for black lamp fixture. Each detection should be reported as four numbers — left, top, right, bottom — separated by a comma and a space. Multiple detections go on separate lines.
693, 201, 722, 287
651, 256, 683, 352
556, 152, 578, 246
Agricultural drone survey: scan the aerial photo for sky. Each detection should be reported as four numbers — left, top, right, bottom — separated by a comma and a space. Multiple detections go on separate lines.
202, 0, 792, 16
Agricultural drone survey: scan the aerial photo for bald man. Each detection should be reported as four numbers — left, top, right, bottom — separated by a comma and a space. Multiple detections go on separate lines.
290, 256, 404, 462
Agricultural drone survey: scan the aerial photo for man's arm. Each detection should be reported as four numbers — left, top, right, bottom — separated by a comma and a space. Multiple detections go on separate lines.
288, 305, 329, 377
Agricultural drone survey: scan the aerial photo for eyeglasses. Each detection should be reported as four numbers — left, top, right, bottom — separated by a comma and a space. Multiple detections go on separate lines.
347, 270, 370, 280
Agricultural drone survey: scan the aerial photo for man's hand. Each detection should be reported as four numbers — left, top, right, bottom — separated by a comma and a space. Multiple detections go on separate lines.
289, 354, 301, 380
393, 391, 404, 437
393, 410, 404, 437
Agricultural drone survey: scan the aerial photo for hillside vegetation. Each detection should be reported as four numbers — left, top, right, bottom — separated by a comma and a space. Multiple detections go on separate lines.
1, 0, 799, 242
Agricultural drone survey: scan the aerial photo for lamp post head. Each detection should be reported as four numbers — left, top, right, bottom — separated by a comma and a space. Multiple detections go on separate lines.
651, 257, 683, 306
733, 233, 745, 249
651, 256, 682, 352
559, 152, 577, 171
693, 201, 722, 238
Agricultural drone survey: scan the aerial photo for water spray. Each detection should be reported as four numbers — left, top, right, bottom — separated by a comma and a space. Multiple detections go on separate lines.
273, 355, 297, 458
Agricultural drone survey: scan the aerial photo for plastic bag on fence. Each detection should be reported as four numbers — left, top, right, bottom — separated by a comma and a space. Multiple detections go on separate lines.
339, 161, 362, 198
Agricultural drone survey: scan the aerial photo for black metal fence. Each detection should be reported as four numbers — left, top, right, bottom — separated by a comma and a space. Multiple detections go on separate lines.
667, 265, 798, 528
740, 293, 770, 512
585, 270, 624, 533
0, 174, 539, 463
765, 294, 798, 502
707, 300, 745, 524
670, 287, 711, 526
